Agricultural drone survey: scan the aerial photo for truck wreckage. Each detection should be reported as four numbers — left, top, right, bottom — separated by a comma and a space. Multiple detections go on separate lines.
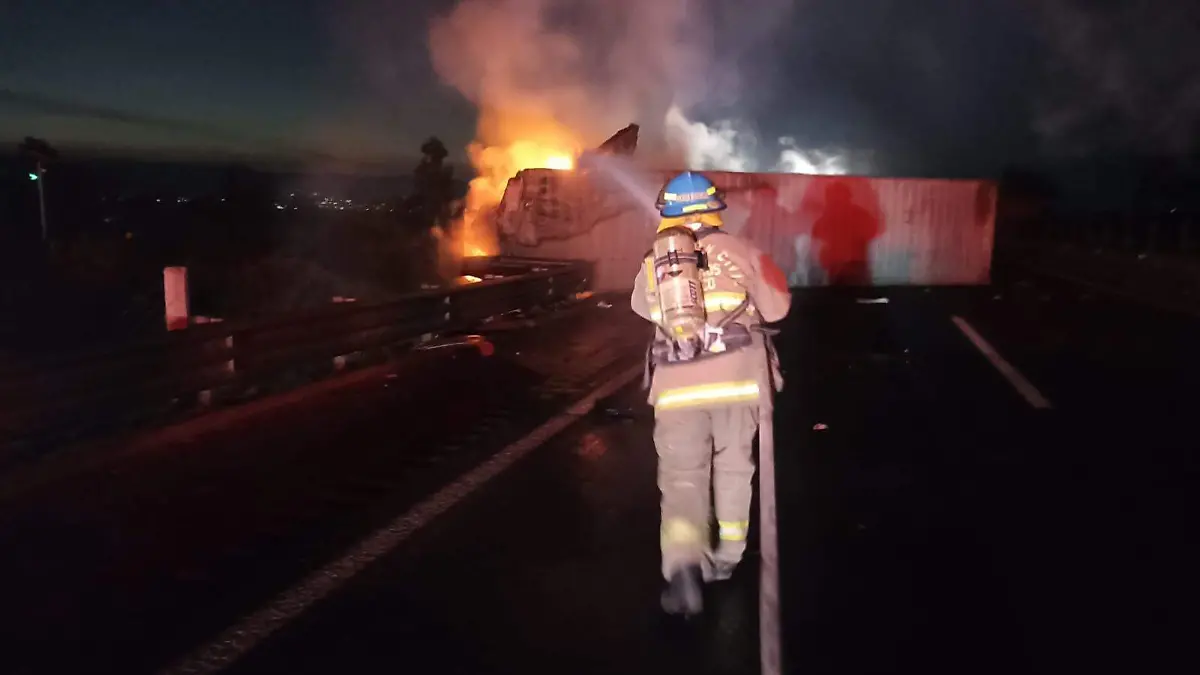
495, 124, 650, 247
489, 124, 998, 291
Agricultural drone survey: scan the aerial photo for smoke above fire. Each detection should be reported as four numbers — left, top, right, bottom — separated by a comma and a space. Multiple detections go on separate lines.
663, 105, 851, 175
428, 0, 803, 255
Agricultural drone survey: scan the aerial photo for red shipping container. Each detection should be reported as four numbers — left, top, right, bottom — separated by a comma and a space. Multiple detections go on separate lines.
497, 168, 996, 291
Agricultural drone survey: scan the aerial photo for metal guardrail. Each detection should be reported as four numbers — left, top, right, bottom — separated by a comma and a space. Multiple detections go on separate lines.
1001, 241, 1200, 317
1002, 215, 1199, 259
0, 257, 593, 444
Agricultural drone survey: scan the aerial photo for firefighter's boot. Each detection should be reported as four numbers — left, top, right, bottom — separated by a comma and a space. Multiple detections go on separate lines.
706, 556, 739, 582
661, 564, 704, 616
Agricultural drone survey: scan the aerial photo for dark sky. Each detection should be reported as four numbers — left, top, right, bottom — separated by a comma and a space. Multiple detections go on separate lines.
1, 0, 477, 163
2, 0, 1196, 174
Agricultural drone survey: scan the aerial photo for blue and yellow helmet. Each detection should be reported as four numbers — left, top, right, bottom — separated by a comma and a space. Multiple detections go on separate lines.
656, 171, 727, 218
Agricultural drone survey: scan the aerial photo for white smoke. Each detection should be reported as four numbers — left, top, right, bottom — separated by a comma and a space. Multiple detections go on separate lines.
427, 0, 798, 163
664, 104, 850, 175
663, 105, 757, 172
778, 138, 849, 175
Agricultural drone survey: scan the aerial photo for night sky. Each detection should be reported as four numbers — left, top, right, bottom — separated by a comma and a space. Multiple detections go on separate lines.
2, 0, 1197, 175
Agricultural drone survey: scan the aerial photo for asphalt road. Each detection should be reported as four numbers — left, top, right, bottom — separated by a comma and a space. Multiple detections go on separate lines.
0, 297, 652, 675
1, 273, 1196, 675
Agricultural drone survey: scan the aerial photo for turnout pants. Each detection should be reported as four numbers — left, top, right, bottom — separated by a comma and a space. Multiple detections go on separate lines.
655, 404, 759, 580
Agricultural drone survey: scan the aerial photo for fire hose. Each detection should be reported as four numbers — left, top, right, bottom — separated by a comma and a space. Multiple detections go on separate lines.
758, 334, 782, 675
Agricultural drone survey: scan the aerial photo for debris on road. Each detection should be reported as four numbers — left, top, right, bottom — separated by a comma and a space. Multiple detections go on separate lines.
856, 297, 889, 304
597, 301, 613, 308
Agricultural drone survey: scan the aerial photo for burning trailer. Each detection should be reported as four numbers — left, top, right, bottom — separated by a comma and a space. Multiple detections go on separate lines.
492, 125, 997, 291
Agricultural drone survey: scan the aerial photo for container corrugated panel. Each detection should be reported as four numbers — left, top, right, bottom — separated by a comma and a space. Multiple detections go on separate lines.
500, 169, 996, 291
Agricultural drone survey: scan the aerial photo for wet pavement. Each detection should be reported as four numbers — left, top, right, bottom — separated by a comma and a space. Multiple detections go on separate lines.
219, 384, 747, 675
1, 275, 1197, 674
0, 298, 651, 675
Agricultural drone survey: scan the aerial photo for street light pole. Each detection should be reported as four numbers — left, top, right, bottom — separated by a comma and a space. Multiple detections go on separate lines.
19, 137, 57, 243
35, 161, 47, 241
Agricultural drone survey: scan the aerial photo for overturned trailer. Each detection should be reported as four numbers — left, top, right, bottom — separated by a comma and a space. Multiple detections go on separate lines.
493, 130, 997, 292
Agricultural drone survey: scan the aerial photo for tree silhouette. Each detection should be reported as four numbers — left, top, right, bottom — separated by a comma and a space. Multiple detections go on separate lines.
413, 136, 454, 229
420, 137, 449, 165
18, 136, 57, 164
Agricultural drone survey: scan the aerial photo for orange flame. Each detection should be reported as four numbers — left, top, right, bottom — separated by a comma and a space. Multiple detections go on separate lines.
458, 122, 580, 257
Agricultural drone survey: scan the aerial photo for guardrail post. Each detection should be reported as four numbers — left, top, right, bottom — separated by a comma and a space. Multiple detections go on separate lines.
164, 266, 190, 331
198, 335, 236, 407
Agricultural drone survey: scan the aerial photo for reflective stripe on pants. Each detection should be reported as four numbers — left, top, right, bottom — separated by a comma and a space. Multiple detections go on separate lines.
718, 520, 750, 541
655, 380, 760, 411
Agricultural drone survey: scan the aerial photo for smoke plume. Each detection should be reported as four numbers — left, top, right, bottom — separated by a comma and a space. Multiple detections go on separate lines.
428, 0, 802, 170
664, 104, 853, 174
1033, 0, 1200, 156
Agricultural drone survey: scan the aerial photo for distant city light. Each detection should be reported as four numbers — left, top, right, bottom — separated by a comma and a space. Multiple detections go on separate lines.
88, 190, 395, 216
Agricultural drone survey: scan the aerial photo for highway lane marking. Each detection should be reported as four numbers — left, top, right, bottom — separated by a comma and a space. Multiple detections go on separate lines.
158, 363, 644, 675
952, 316, 1053, 410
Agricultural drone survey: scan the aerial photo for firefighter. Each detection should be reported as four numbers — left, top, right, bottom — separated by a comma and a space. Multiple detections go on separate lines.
631, 171, 792, 616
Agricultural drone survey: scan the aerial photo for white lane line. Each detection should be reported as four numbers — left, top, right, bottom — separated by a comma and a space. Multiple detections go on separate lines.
159, 363, 645, 675
951, 316, 1053, 410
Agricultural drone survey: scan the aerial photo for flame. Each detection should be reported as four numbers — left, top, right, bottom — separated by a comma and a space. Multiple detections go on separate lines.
457, 120, 580, 258
544, 154, 574, 170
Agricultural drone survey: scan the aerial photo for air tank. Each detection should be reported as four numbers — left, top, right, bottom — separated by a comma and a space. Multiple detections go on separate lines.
652, 226, 707, 343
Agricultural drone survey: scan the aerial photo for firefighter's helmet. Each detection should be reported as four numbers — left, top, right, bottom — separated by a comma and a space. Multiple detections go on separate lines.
656, 171, 727, 218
